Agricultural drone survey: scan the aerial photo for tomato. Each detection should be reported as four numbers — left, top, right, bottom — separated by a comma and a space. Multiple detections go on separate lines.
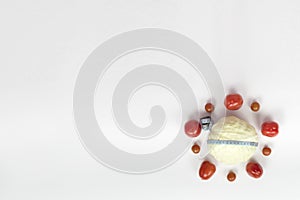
199, 161, 216, 180
261, 121, 279, 137
205, 103, 214, 113
191, 144, 201, 154
262, 146, 272, 156
227, 171, 236, 182
246, 162, 263, 179
184, 120, 201, 137
224, 93, 243, 110
250, 101, 260, 112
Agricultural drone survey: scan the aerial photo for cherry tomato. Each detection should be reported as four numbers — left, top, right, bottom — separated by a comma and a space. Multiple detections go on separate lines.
191, 144, 201, 154
262, 146, 272, 156
261, 121, 279, 137
227, 171, 236, 182
224, 93, 243, 110
205, 103, 214, 113
246, 162, 263, 179
250, 101, 260, 112
184, 120, 201, 137
199, 161, 216, 180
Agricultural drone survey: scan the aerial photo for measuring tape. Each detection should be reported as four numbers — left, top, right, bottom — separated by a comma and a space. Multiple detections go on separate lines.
207, 139, 258, 147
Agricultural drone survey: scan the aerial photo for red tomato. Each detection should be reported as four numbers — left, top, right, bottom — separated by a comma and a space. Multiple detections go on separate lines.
205, 103, 214, 113
184, 120, 201, 137
246, 162, 263, 179
199, 161, 216, 180
261, 121, 279, 137
224, 93, 243, 110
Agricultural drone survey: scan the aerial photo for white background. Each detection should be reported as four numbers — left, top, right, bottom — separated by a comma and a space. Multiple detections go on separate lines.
1, 0, 300, 199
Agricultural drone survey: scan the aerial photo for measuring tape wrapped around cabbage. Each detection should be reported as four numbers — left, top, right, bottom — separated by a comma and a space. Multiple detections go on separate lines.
208, 116, 258, 165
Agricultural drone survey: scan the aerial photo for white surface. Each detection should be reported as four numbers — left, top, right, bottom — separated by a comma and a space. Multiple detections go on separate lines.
1, 0, 300, 199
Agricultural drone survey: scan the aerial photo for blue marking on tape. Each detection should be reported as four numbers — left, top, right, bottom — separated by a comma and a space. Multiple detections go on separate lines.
207, 140, 258, 147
